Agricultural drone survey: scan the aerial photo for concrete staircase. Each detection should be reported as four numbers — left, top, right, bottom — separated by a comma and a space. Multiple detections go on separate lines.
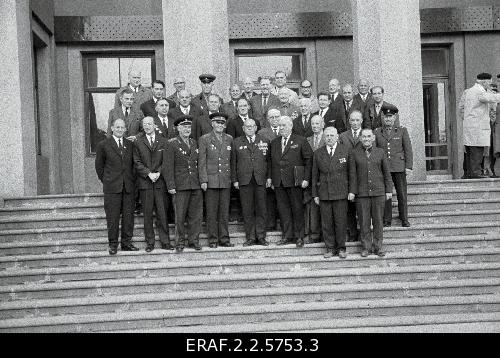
0, 178, 499, 332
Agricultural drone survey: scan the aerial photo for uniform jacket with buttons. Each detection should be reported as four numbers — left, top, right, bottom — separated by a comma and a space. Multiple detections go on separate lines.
374, 126, 413, 172
231, 134, 271, 186
269, 134, 313, 188
133, 134, 168, 190
312, 143, 352, 201
349, 146, 392, 197
198, 131, 233, 188
163, 136, 200, 191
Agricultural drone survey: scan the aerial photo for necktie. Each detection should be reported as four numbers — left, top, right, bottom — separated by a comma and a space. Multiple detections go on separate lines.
125, 108, 129, 117
118, 138, 123, 155
149, 136, 154, 147
273, 128, 279, 136
329, 146, 334, 157
263, 96, 268, 107
282, 137, 288, 153
314, 136, 319, 149
320, 109, 324, 118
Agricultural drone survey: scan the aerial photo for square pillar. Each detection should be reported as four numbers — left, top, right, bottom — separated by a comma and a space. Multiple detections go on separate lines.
162, 0, 231, 100
0, 0, 37, 197
352, 0, 426, 180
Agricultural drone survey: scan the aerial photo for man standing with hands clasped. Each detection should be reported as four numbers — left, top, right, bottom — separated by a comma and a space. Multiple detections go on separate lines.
374, 104, 413, 227
349, 128, 393, 257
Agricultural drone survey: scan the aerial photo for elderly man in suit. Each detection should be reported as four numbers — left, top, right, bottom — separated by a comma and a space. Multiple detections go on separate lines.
304, 115, 325, 244
294, 79, 320, 114
258, 108, 282, 231
222, 84, 247, 121
164, 115, 203, 252
349, 128, 393, 257
191, 73, 224, 113
167, 77, 186, 107
153, 97, 177, 140
365, 86, 398, 129
133, 116, 172, 252
338, 83, 367, 131
269, 115, 313, 248
242, 77, 259, 102
198, 112, 234, 248
231, 118, 271, 246
354, 79, 373, 106
194, 94, 224, 141
312, 126, 351, 259
314, 91, 346, 133
95, 118, 139, 255
250, 76, 280, 128
141, 80, 175, 117
277, 87, 300, 120
339, 110, 364, 242
107, 88, 144, 140
293, 97, 314, 138
271, 70, 298, 104
169, 90, 203, 140
114, 70, 151, 112
226, 98, 260, 139
375, 104, 413, 228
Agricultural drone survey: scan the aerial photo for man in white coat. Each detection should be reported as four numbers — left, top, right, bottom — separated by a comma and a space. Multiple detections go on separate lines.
461, 73, 500, 178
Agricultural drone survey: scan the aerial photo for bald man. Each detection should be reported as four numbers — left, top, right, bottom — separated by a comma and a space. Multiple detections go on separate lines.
114, 69, 152, 113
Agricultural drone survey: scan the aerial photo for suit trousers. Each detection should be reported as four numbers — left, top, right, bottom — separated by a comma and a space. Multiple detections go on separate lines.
356, 196, 385, 252
103, 190, 135, 248
205, 188, 231, 244
173, 189, 203, 247
347, 201, 359, 240
275, 186, 305, 241
320, 199, 347, 251
304, 200, 321, 240
465, 146, 485, 177
266, 187, 278, 229
384, 172, 408, 223
140, 188, 171, 247
239, 176, 267, 242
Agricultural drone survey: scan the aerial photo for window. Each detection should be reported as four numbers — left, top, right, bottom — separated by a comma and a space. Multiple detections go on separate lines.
83, 53, 155, 154
235, 51, 304, 93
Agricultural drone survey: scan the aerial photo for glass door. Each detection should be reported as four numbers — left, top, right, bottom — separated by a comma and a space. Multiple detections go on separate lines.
423, 79, 451, 174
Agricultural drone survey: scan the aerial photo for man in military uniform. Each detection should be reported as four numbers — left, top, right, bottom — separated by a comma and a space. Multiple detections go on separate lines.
349, 128, 393, 257
164, 115, 203, 252
191, 73, 224, 113
231, 118, 271, 246
374, 104, 413, 227
198, 112, 234, 248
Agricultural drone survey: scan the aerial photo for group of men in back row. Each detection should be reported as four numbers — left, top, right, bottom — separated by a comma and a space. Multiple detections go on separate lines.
95, 70, 414, 258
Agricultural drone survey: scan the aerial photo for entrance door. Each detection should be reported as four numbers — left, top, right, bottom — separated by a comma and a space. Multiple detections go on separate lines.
422, 79, 452, 174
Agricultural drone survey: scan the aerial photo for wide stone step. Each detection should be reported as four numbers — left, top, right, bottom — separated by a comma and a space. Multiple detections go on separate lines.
392, 198, 500, 213
1, 277, 498, 320
0, 204, 104, 217
2, 194, 104, 208
117, 312, 500, 333
1, 294, 499, 332
3, 262, 498, 301
1, 247, 498, 285
406, 187, 500, 201
1, 220, 499, 243
1, 232, 498, 261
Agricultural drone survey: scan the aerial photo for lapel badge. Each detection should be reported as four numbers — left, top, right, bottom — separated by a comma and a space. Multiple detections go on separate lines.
339, 158, 346, 163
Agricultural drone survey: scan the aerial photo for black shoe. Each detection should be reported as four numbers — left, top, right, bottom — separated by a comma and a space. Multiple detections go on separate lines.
121, 244, 140, 251
257, 239, 269, 246
490, 174, 499, 178
145, 245, 154, 252
402, 220, 411, 227
361, 249, 369, 257
209, 243, 218, 248
109, 247, 117, 255
161, 243, 174, 250
276, 238, 293, 245
296, 239, 304, 248
383, 222, 391, 227
219, 242, 234, 247
374, 250, 386, 257
243, 240, 256, 247
189, 243, 202, 251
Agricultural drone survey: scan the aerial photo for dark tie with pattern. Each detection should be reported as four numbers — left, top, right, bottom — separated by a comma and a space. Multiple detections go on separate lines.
118, 138, 123, 155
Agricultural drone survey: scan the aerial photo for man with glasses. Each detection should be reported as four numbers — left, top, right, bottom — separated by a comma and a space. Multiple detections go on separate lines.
168, 77, 187, 107
294, 79, 319, 114
231, 118, 271, 246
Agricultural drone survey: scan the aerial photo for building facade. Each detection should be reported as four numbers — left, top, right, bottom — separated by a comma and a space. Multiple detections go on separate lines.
0, 0, 499, 198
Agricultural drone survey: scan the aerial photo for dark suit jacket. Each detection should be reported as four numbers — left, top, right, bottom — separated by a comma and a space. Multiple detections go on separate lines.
258, 127, 280, 142
226, 115, 261, 139
169, 105, 204, 140
221, 100, 240, 120
154, 115, 177, 140
133, 134, 168, 190
269, 134, 313, 188
365, 100, 399, 129
198, 131, 233, 188
191, 92, 224, 113
331, 97, 368, 131
249, 93, 281, 128
107, 107, 144, 137
292, 114, 314, 138
349, 146, 392, 197
313, 108, 346, 133
374, 126, 413, 172
163, 136, 200, 191
339, 129, 363, 151
312, 144, 352, 201
114, 85, 152, 113
231, 135, 270, 186
354, 93, 373, 107
95, 137, 135, 194
140, 98, 176, 117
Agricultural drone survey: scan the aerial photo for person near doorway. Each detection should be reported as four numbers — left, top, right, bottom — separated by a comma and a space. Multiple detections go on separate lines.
461, 73, 500, 179
374, 104, 413, 228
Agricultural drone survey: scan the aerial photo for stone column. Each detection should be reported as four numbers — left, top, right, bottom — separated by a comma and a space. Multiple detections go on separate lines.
0, 0, 37, 197
352, 0, 426, 180
162, 0, 231, 101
